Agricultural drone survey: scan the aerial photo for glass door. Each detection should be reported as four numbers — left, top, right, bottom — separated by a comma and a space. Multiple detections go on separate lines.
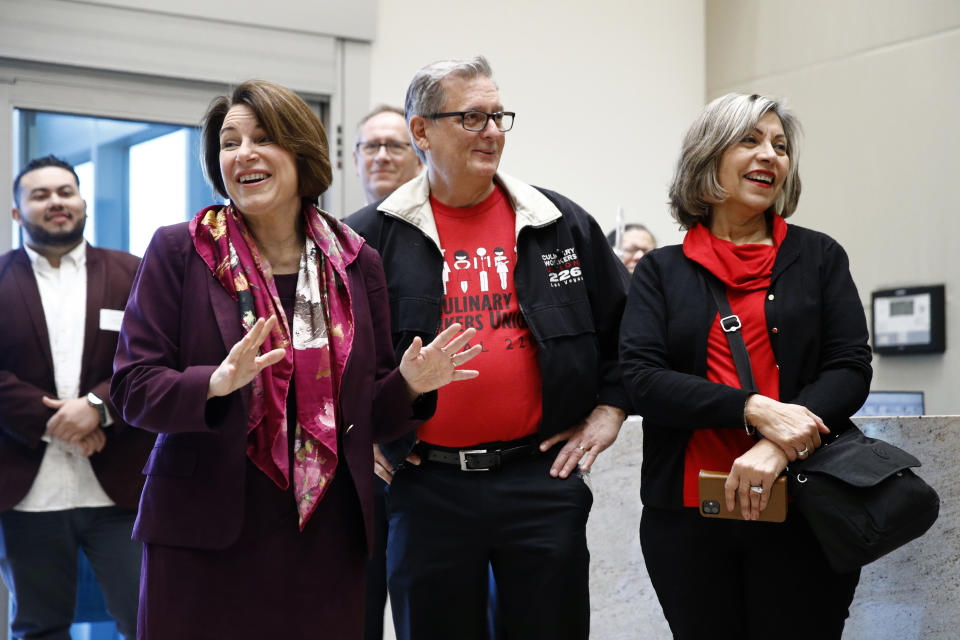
14, 109, 215, 256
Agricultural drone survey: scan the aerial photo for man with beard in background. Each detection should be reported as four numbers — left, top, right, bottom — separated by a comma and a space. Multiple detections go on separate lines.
0, 155, 152, 640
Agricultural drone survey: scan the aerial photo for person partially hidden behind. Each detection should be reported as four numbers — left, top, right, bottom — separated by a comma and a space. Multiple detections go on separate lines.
0, 155, 153, 640
353, 104, 422, 640
607, 223, 656, 273
356, 102, 510, 640
355, 105, 423, 206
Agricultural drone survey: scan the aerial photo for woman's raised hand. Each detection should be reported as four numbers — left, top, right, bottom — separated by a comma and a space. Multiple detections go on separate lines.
744, 394, 830, 461
399, 323, 481, 397
207, 316, 287, 399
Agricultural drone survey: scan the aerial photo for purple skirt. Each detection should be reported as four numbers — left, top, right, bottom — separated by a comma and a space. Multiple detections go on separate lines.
137, 460, 367, 639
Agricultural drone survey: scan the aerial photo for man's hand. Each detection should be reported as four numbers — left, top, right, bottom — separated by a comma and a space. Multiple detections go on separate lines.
373, 444, 395, 484
374, 444, 423, 484
42, 396, 100, 444
77, 429, 107, 457
540, 404, 627, 478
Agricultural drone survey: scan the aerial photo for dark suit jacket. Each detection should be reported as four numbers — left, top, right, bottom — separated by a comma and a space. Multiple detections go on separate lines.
111, 222, 424, 552
0, 244, 154, 512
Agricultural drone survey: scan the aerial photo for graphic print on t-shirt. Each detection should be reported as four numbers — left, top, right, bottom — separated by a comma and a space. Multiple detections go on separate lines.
444, 246, 512, 295
438, 244, 525, 333
438, 242, 536, 339
420, 186, 543, 446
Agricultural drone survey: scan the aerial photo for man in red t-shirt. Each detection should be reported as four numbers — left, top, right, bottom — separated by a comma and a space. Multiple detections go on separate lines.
346, 56, 629, 640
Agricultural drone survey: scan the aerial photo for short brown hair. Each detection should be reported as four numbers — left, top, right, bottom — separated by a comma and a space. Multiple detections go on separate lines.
201, 79, 332, 204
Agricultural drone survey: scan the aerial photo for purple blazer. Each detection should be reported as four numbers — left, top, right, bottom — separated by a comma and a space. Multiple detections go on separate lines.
111, 221, 423, 552
0, 245, 154, 512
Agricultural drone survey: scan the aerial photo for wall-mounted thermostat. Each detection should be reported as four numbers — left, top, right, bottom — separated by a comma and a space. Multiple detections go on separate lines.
871, 285, 945, 354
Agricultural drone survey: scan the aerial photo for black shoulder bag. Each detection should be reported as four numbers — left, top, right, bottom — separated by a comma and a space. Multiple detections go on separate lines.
704, 272, 940, 573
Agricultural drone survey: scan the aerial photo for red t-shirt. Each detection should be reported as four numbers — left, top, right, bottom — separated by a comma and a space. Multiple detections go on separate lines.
679, 216, 788, 507
417, 185, 543, 446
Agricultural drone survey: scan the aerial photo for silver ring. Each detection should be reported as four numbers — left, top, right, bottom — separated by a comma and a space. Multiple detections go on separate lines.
797, 446, 809, 457
577, 445, 586, 452
750, 485, 764, 494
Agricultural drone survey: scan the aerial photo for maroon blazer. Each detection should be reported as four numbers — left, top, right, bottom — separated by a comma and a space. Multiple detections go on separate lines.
111, 221, 424, 552
0, 245, 154, 512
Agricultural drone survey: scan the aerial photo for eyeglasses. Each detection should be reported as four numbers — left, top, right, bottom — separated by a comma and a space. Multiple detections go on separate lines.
356, 141, 413, 157
426, 110, 515, 132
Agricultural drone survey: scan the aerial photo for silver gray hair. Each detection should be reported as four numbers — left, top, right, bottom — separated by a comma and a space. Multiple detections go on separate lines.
404, 55, 495, 162
669, 93, 802, 229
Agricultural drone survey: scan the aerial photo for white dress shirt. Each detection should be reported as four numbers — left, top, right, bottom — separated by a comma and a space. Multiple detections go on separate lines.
15, 242, 114, 511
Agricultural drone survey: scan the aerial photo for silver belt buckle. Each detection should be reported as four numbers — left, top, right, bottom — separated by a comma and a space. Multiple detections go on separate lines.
459, 449, 489, 471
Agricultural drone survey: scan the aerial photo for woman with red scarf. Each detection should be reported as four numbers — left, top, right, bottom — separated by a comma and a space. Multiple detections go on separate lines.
111, 80, 479, 639
620, 93, 871, 639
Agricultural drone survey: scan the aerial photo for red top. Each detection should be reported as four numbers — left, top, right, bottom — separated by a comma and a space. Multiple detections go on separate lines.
680, 215, 788, 507
417, 185, 543, 446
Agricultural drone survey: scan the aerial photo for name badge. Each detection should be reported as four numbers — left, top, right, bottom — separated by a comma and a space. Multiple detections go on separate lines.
99, 308, 125, 332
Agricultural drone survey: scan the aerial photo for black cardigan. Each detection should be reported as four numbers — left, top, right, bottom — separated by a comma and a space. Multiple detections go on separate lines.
619, 223, 872, 509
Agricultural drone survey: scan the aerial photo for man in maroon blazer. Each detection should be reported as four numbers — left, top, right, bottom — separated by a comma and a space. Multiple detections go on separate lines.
0, 155, 153, 640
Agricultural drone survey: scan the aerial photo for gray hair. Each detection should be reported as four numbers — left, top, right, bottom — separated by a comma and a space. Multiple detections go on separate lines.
354, 104, 406, 146
668, 93, 802, 229
404, 55, 495, 161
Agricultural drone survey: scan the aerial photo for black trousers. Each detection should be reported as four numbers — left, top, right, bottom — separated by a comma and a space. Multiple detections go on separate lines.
385, 447, 592, 640
639, 506, 860, 640
0, 506, 141, 640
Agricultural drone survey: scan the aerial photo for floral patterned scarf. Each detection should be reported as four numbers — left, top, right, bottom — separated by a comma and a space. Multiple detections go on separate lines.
190, 203, 363, 529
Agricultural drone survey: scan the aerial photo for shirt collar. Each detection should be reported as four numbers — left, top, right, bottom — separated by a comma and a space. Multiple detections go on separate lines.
23, 240, 87, 270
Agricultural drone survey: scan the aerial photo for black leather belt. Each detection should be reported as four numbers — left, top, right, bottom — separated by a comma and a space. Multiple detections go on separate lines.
417, 437, 540, 471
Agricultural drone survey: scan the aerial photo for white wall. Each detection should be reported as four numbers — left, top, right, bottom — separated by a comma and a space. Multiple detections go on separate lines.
365, 0, 705, 246
707, 0, 960, 414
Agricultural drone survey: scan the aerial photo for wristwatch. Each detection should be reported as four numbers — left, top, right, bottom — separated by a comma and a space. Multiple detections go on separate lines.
86, 392, 108, 427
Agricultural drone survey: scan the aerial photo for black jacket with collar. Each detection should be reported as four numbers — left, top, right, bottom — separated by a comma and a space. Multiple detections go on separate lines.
345, 172, 630, 467
619, 223, 872, 509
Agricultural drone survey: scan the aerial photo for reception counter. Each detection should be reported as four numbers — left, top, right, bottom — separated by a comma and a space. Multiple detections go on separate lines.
2, 416, 953, 639
587, 415, 958, 639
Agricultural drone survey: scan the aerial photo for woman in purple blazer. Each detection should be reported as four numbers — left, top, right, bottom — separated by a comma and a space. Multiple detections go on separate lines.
111, 80, 479, 639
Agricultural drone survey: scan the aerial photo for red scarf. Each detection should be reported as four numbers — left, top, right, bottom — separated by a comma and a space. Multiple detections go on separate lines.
190, 204, 363, 528
682, 215, 787, 292
679, 214, 787, 507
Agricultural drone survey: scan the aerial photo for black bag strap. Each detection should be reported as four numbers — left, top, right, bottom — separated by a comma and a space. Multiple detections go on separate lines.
703, 273, 757, 393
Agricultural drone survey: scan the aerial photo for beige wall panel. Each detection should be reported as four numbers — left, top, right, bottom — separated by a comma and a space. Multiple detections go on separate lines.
367, 0, 705, 246
330, 40, 373, 218
707, 0, 960, 94
0, 0, 338, 95
79, 0, 378, 40
708, 29, 960, 414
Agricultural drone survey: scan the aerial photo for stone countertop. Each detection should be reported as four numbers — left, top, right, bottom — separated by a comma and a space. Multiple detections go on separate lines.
587, 415, 959, 639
